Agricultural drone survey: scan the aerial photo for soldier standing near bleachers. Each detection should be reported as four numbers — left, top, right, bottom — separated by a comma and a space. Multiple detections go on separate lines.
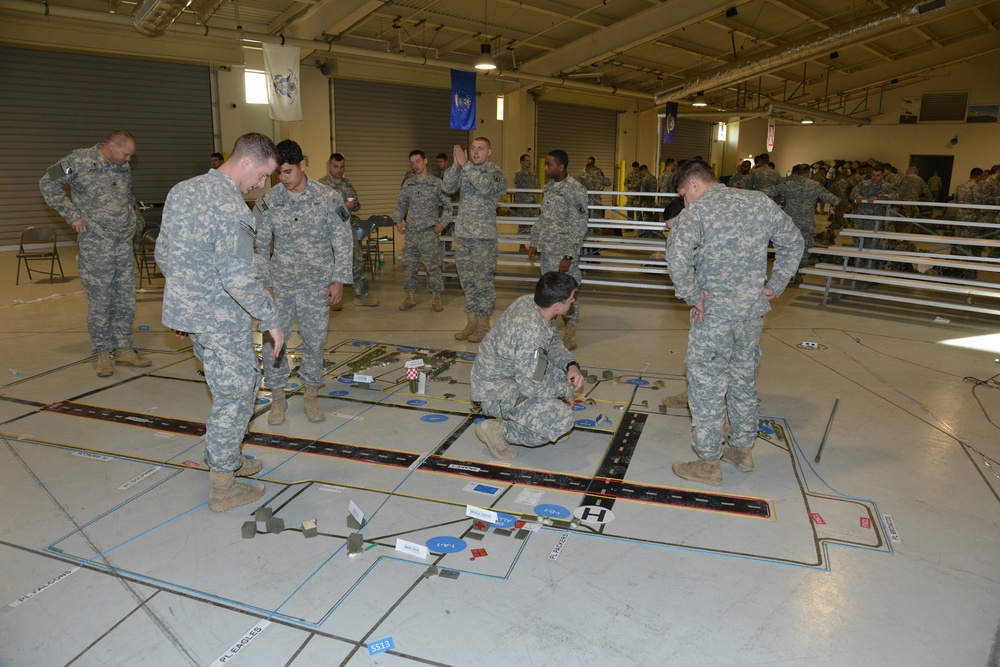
746, 153, 782, 192
765, 163, 840, 277
394, 150, 453, 312
953, 168, 986, 278
156, 133, 284, 512
624, 161, 642, 221
39, 130, 150, 377
320, 152, 379, 308
255, 140, 353, 426
513, 153, 541, 238
442, 137, 508, 343
528, 150, 590, 351
896, 167, 933, 226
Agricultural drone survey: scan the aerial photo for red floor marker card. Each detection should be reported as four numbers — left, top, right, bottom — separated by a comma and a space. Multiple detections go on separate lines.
810, 512, 826, 525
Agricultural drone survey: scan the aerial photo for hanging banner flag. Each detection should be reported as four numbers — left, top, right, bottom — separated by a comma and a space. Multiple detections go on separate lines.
262, 43, 302, 121
450, 69, 477, 131
663, 102, 678, 145
766, 118, 776, 152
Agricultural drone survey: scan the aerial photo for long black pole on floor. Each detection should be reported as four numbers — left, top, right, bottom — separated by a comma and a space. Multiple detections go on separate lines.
814, 395, 841, 463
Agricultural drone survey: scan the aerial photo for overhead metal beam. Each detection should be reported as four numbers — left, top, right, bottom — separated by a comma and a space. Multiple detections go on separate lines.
281, 0, 385, 41
520, 0, 754, 76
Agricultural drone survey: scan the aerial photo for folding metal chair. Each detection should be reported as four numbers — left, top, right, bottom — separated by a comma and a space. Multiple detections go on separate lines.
16, 226, 64, 284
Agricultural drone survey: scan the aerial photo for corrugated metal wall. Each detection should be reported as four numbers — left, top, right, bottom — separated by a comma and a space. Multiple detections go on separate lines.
661, 117, 713, 163
333, 79, 470, 215
1, 46, 213, 248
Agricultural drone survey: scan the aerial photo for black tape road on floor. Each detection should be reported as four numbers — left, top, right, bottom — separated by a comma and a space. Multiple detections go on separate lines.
42, 401, 770, 518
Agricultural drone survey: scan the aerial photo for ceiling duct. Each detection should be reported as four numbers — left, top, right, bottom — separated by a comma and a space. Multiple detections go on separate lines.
132, 0, 192, 37
653, 0, 989, 105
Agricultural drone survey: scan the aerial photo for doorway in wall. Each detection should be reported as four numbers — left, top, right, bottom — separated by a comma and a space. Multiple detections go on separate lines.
910, 154, 955, 201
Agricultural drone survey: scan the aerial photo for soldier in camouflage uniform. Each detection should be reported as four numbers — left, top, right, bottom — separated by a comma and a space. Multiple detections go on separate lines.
765, 163, 840, 272
828, 168, 852, 230
624, 162, 643, 221
442, 137, 508, 343
319, 153, 378, 307
952, 169, 986, 278
156, 133, 284, 512
639, 165, 660, 226
528, 150, 590, 351
255, 140, 353, 426
849, 163, 898, 270
727, 160, 752, 189
746, 153, 782, 192
394, 150, 453, 312
666, 160, 802, 486
928, 171, 943, 203
39, 130, 150, 377
896, 167, 933, 225
513, 153, 540, 237
471, 272, 585, 460
579, 163, 611, 218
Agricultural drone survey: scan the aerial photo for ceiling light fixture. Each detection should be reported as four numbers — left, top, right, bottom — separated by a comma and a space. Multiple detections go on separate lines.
692, 92, 708, 107
801, 117, 814, 124
475, 43, 497, 70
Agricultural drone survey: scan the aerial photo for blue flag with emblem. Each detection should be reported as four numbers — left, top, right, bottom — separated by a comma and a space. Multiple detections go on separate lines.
663, 102, 678, 145
450, 69, 477, 131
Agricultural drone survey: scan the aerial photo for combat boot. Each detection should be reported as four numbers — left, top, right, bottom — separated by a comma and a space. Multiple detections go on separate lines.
454, 312, 476, 340
303, 386, 326, 423
268, 388, 286, 425
399, 292, 416, 310
721, 445, 754, 472
355, 294, 380, 307
116, 348, 152, 367
208, 471, 265, 512
233, 457, 263, 477
562, 326, 577, 351
96, 352, 113, 377
671, 458, 723, 486
331, 302, 342, 312
467, 315, 490, 343
431, 292, 444, 312
659, 391, 689, 412
475, 419, 517, 460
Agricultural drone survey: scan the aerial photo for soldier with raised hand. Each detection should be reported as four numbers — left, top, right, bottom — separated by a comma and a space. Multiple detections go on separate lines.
528, 150, 590, 351
156, 132, 285, 512
319, 152, 379, 308
256, 140, 353, 426
394, 150, 453, 312
39, 129, 150, 377
666, 160, 802, 487
765, 163, 840, 276
471, 272, 584, 460
442, 137, 508, 343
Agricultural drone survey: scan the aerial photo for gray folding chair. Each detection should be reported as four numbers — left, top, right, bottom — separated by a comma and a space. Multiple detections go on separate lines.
16, 226, 64, 284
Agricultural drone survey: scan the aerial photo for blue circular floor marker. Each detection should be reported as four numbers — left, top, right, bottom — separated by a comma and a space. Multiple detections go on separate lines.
572, 403, 586, 411
396, 346, 416, 353
421, 414, 449, 423
758, 423, 775, 435
337, 377, 355, 384
328, 390, 349, 397
575, 419, 596, 427
288, 382, 300, 389
493, 513, 516, 529
473, 416, 486, 424
254, 397, 269, 405
459, 354, 476, 361
534, 504, 571, 519
406, 399, 427, 406
426, 536, 466, 554
625, 378, 650, 386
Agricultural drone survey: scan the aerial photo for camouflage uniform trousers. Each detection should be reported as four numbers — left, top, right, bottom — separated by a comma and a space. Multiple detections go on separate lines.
686, 314, 763, 460
455, 238, 497, 316
402, 228, 444, 293
951, 224, 982, 279
850, 216, 889, 270
791, 216, 817, 268
540, 254, 581, 328
351, 238, 369, 297
78, 232, 137, 353
261, 282, 331, 390
480, 374, 574, 446
191, 330, 258, 474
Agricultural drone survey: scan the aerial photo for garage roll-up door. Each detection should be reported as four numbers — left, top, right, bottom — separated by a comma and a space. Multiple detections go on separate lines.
536, 102, 617, 181
0, 46, 213, 248
333, 79, 469, 215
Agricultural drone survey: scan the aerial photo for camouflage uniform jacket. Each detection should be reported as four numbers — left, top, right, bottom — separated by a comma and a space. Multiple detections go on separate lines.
318, 174, 360, 212
156, 169, 279, 333
470, 294, 575, 405
578, 170, 610, 192
39, 143, 138, 240
849, 180, 898, 217
666, 184, 803, 320
953, 179, 983, 222
746, 166, 782, 192
442, 161, 508, 239
658, 170, 677, 194
828, 178, 851, 201
727, 171, 748, 189
978, 177, 1000, 207
255, 177, 354, 289
764, 178, 839, 228
897, 174, 932, 202
392, 174, 452, 232
624, 171, 643, 201
513, 168, 540, 204
530, 176, 589, 258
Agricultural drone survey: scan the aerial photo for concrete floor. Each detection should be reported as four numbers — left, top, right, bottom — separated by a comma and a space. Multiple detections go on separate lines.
2, 243, 999, 667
